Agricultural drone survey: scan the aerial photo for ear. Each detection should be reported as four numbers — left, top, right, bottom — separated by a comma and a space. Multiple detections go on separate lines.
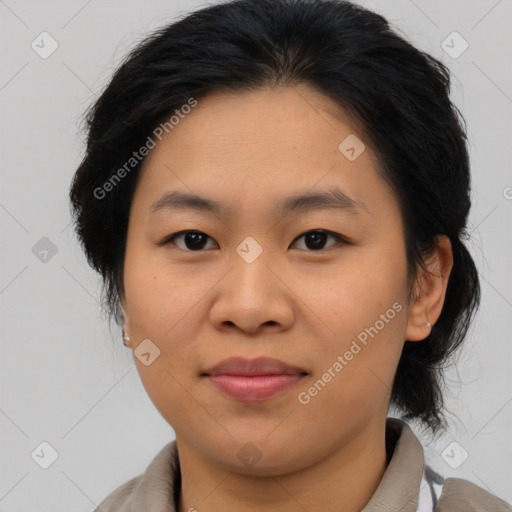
405, 235, 453, 342
119, 299, 132, 347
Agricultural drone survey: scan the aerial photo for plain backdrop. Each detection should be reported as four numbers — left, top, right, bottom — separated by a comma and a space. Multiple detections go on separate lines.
1, 0, 511, 510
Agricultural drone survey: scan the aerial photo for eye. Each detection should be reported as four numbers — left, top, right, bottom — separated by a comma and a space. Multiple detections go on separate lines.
291, 230, 347, 251
163, 230, 218, 251
161, 229, 347, 252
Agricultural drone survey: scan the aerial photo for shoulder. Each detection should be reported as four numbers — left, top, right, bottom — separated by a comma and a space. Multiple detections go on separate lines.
435, 477, 512, 511
92, 440, 180, 512
381, 419, 511, 512
92, 474, 142, 511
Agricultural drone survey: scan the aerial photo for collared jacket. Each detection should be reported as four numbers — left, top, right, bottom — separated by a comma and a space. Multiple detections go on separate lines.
93, 419, 511, 511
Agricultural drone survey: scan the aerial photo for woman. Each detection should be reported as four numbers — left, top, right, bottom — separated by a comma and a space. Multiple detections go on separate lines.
68, 0, 511, 510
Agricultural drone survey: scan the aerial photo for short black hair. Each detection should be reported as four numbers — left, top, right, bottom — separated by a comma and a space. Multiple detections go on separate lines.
69, 0, 480, 433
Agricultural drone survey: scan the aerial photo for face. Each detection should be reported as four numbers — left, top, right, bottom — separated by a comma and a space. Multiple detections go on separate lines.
120, 85, 420, 475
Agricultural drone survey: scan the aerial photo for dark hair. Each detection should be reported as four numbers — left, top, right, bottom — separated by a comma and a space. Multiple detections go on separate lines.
69, 0, 480, 433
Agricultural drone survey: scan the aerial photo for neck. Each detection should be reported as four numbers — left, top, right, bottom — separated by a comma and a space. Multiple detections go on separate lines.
176, 419, 388, 512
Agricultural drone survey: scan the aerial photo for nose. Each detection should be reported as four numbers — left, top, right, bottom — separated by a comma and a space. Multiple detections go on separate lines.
208, 248, 295, 335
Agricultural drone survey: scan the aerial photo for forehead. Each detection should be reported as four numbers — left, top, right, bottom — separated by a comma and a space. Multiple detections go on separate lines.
162, 85, 363, 150
131, 85, 396, 221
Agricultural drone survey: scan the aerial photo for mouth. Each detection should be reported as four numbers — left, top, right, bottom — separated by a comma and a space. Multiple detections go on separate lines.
201, 357, 309, 402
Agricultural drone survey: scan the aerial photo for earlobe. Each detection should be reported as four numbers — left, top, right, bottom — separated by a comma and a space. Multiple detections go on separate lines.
404, 235, 453, 342
120, 303, 132, 348
122, 328, 131, 347
404, 301, 433, 341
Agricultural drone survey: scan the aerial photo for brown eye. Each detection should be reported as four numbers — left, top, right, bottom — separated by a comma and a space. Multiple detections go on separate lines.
164, 230, 218, 251
162, 229, 347, 252
291, 230, 347, 251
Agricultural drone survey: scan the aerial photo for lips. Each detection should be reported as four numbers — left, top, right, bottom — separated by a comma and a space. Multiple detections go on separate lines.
202, 357, 308, 402
204, 356, 308, 376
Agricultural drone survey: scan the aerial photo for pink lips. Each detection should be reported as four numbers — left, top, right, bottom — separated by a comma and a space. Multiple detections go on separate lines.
203, 357, 307, 402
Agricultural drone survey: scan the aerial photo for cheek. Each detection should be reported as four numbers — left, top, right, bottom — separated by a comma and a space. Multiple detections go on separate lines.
297, 286, 407, 432
301, 237, 409, 387
133, 358, 207, 436
123, 244, 201, 336
300, 238, 408, 334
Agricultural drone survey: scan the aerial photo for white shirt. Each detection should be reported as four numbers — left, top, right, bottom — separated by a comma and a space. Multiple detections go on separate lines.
416, 465, 445, 512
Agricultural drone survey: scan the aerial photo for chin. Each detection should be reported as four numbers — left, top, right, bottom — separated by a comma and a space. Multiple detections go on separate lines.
209, 436, 314, 477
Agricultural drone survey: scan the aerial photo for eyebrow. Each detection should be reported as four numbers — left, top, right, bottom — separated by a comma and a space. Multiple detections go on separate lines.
149, 187, 368, 217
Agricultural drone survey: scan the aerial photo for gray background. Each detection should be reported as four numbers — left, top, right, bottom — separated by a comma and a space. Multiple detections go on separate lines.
0, 0, 511, 510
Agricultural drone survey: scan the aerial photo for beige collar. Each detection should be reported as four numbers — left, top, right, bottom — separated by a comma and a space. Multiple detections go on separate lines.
118, 418, 424, 511
361, 418, 424, 511
97, 418, 512, 511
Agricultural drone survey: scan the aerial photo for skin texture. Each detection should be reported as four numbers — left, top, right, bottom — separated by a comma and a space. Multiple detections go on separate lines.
120, 85, 453, 512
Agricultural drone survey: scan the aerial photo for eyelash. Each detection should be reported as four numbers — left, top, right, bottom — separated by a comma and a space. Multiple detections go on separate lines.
160, 229, 349, 252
